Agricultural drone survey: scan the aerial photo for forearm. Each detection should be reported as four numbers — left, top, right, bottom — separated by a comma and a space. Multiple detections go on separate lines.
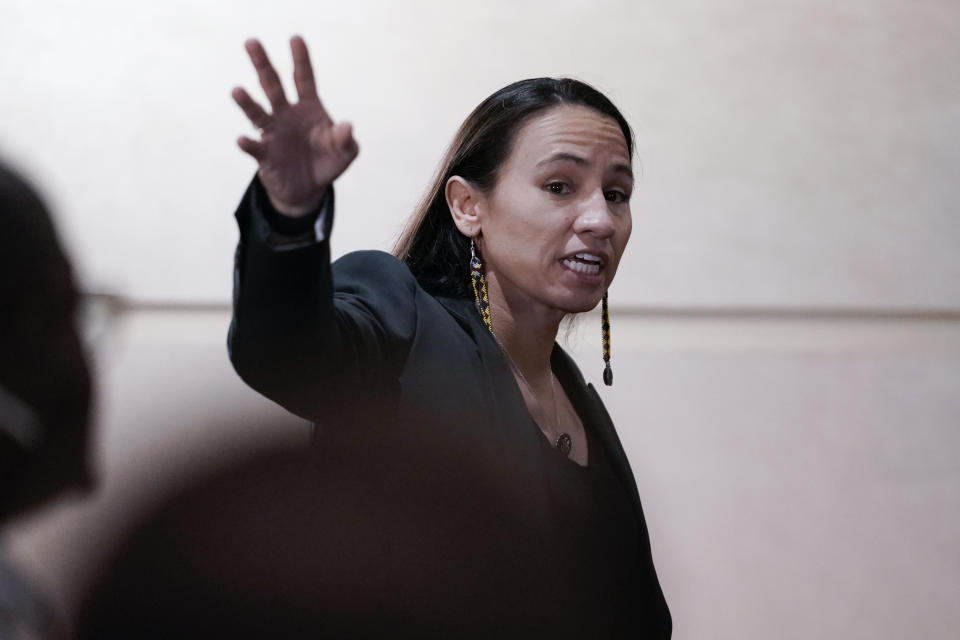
228, 176, 337, 419
228, 175, 419, 423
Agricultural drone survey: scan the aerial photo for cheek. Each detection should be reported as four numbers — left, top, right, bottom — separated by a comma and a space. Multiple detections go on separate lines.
617, 214, 633, 250
607, 217, 632, 275
486, 203, 551, 262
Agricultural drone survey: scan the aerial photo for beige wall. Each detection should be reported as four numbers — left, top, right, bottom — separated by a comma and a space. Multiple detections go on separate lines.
567, 310, 960, 639
3, 1, 959, 638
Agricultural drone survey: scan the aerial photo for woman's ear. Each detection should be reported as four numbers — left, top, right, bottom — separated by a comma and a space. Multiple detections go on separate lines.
445, 176, 484, 237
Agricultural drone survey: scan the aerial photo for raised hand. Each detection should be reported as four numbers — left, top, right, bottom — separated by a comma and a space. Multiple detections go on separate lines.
232, 36, 359, 216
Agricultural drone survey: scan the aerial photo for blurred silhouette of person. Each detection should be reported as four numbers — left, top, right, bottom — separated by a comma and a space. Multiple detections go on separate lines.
0, 159, 92, 639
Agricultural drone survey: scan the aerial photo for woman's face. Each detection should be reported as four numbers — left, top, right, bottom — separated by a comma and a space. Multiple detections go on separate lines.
477, 104, 633, 318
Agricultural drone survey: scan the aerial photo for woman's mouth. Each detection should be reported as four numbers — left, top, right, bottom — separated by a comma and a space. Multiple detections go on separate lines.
561, 252, 605, 276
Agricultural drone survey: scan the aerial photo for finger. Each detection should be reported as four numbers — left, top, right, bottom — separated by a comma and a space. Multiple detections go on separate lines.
244, 38, 289, 112
290, 35, 320, 103
231, 87, 271, 129
331, 121, 359, 159
236, 136, 266, 161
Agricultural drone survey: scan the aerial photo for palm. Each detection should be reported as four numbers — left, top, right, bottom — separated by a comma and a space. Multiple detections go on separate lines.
256, 102, 336, 210
232, 37, 358, 216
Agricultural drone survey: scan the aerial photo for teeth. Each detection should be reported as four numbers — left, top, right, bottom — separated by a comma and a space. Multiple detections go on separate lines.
563, 258, 601, 275
574, 252, 602, 264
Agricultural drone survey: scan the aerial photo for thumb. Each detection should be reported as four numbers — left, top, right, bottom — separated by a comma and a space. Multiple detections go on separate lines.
331, 121, 359, 159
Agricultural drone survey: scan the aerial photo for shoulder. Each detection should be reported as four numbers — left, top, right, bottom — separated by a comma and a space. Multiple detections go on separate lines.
332, 250, 414, 287
331, 251, 485, 351
331, 250, 419, 300
333, 249, 407, 272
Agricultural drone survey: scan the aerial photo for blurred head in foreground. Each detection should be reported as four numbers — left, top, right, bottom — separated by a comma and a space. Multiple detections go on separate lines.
0, 160, 92, 521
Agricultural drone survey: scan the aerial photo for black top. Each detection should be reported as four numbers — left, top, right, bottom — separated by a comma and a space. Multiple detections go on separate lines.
552, 428, 639, 628
530, 358, 645, 636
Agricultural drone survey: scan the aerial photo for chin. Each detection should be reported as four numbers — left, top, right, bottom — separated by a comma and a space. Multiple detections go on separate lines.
553, 290, 605, 315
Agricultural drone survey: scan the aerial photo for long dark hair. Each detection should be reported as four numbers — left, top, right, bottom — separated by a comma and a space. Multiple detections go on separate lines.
392, 77, 634, 299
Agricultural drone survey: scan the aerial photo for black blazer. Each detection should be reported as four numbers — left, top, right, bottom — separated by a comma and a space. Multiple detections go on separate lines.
228, 179, 672, 637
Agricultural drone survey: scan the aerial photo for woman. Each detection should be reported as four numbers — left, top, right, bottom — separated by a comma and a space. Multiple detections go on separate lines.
228, 36, 671, 637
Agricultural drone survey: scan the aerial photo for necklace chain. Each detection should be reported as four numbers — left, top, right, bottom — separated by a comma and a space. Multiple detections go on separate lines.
492, 334, 572, 456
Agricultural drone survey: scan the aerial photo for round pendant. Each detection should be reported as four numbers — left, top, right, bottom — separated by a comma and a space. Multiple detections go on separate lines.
555, 433, 572, 456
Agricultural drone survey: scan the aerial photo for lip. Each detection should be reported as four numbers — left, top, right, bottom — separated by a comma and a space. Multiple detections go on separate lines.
559, 249, 610, 267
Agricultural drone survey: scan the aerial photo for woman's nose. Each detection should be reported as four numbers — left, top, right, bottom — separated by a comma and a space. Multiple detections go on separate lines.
572, 190, 616, 238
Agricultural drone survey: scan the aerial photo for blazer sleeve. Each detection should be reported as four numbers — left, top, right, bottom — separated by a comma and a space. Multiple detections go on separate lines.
227, 177, 418, 422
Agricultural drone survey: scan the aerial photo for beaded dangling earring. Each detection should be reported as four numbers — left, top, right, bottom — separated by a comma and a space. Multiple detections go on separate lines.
601, 291, 613, 386
470, 238, 493, 333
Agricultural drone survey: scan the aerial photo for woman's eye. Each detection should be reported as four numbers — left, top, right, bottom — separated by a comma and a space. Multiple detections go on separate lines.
605, 190, 627, 203
546, 182, 568, 195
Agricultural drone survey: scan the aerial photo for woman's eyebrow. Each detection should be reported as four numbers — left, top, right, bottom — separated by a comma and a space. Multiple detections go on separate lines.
536, 152, 587, 167
536, 153, 634, 180
611, 163, 634, 180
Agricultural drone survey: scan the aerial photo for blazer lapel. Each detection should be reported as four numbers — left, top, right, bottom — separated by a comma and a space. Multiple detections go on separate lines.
435, 296, 482, 357
436, 295, 541, 438
552, 347, 644, 518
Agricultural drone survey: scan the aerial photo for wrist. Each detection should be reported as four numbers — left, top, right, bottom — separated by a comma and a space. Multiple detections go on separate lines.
252, 177, 331, 238
268, 190, 327, 218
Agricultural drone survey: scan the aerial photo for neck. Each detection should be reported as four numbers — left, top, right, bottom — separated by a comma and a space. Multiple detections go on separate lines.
485, 274, 563, 387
